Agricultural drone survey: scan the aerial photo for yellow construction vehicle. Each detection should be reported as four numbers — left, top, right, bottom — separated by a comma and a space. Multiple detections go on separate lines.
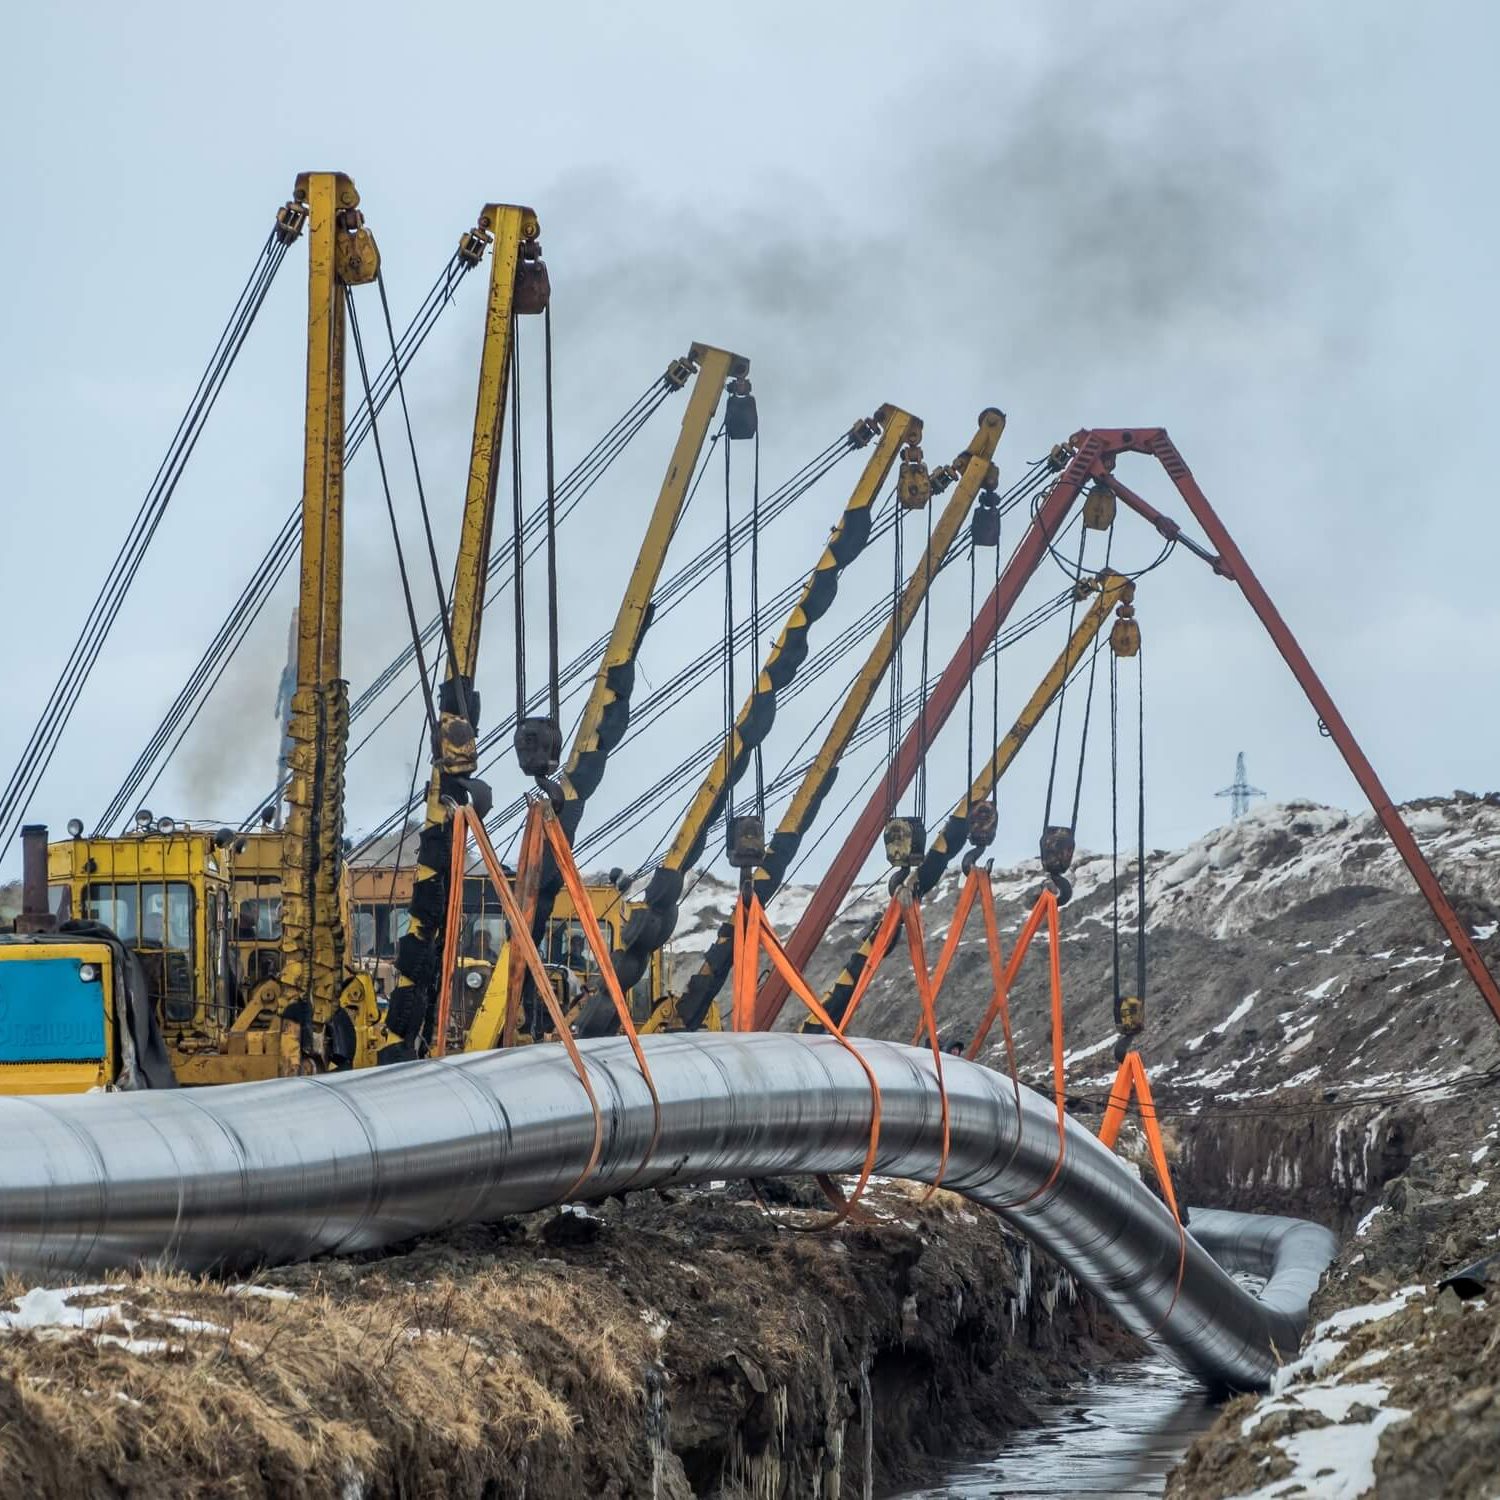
0, 824, 175, 1094
344, 859, 673, 1035
0, 171, 384, 1092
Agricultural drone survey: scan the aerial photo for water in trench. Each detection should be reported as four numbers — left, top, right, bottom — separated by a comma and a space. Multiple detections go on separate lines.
897, 1356, 1219, 1498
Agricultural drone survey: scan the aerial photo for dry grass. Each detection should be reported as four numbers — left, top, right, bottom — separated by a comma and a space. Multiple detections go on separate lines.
0, 1260, 653, 1497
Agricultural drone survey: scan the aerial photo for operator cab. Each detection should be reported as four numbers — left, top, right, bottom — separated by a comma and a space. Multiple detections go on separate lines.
49, 815, 233, 1039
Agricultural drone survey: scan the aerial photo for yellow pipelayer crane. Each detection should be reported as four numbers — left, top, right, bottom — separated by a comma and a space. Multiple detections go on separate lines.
579, 401, 937, 1036
378, 196, 744, 1057
673, 409, 1008, 1030
0, 172, 384, 1091
347, 345, 741, 1049
489, 342, 750, 1045
379, 204, 548, 1062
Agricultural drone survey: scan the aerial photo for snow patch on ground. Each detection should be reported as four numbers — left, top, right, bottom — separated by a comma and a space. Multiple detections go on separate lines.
1230, 1405, 1411, 1500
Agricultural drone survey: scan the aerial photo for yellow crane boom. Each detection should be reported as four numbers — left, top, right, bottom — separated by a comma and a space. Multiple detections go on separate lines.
675, 409, 1007, 1029
556, 344, 748, 835
580, 404, 929, 1034
277, 171, 379, 1055
381, 205, 546, 1062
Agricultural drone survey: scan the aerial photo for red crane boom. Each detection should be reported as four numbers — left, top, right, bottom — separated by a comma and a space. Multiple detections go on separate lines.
755, 428, 1500, 1032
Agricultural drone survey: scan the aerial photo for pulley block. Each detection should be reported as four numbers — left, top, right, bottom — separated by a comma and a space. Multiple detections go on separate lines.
725, 376, 758, 440
514, 239, 551, 315
1114, 993, 1145, 1034
884, 816, 927, 868
1110, 601, 1141, 658
726, 814, 766, 870
334, 208, 380, 286
971, 501, 1001, 548
513, 716, 562, 779
898, 446, 932, 509
1083, 482, 1117, 531
1040, 823, 1075, 875
438, 712, 479, 778
968, 799, 999, 848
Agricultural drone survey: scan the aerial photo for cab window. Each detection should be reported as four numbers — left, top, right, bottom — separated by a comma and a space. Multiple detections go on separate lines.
461, 914, 506, 963
543, 917, 617, 975
233, 878, 282, 941
84, 881, 195, 1022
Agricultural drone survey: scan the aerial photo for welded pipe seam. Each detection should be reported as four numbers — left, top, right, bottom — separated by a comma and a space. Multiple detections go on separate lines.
0, 1034, 1335, 1389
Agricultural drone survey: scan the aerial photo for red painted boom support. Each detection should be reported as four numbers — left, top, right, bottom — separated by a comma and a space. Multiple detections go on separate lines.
756, 428, 1500, 1032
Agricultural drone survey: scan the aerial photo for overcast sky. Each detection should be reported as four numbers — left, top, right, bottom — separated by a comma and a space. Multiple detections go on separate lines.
2, 2, 1496, 895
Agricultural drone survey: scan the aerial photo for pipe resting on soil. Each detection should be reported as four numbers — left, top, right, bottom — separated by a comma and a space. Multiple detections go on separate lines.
0, 1034, 1335, 1389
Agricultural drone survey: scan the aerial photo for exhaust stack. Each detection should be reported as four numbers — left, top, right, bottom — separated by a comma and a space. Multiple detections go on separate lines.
15, 824, 56, 933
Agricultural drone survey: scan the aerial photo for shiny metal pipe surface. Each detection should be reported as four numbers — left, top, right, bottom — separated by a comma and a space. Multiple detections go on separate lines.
0, 1034, 1335, 1388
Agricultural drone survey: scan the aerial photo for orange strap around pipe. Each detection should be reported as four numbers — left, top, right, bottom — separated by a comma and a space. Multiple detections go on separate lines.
899, 895, 951, 1198
1098, 1049, 1187, 1325
968, 887, 1069, 1212
454, 806, 606, 1199
432, 809, 470, 1058
965, 876, 1028, 1184
502, 803, 545, 1050
968, 884, 1052, 1056
529, 804, 664, 1169
731, 891, 756, 1032
906, 864, 987, 1047
750, 896, 884, 1228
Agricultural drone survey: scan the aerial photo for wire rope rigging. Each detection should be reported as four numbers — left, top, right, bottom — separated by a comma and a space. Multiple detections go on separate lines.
4, 202, 299, 845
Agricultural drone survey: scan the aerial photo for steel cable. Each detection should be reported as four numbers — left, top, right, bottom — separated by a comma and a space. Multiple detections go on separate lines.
96, 250, 475, 833
3, 229, 289, 842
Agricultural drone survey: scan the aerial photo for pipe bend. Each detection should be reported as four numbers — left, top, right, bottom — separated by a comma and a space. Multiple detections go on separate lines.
0, 1034, 1335, 1389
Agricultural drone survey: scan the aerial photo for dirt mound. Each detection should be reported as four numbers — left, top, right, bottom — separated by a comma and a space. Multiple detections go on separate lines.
1165, 1073, 1500, 1497
0, 1184, 1135, 1498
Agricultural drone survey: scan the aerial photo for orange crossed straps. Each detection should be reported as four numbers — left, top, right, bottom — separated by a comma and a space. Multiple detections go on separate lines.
1098, 1048, 1187, 1323
730, 889, 884, 1225
433, 798, 662, 1200
833, 866, 1069, 1209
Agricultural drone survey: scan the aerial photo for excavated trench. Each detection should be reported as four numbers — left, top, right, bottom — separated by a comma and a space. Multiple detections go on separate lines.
901, 1086, 1492, 1498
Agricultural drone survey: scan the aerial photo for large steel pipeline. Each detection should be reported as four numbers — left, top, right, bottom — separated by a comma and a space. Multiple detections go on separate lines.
0, 1034, 1336, 1389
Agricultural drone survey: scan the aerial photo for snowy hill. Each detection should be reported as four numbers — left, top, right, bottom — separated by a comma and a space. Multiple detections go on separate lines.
665, 794, 1500, 1100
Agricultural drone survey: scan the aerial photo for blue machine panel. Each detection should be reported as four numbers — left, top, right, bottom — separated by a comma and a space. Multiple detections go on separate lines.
0, 957, 106, 1062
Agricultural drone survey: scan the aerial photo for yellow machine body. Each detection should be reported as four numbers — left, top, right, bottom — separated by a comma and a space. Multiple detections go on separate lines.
344, 864, 683, 1050
41, 829, 267, 1085
0, 935, 118, 1095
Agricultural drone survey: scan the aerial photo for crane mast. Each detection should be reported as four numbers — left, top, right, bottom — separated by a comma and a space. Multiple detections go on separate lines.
381, 204, 546, 1062
277, 172, 379, 1050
